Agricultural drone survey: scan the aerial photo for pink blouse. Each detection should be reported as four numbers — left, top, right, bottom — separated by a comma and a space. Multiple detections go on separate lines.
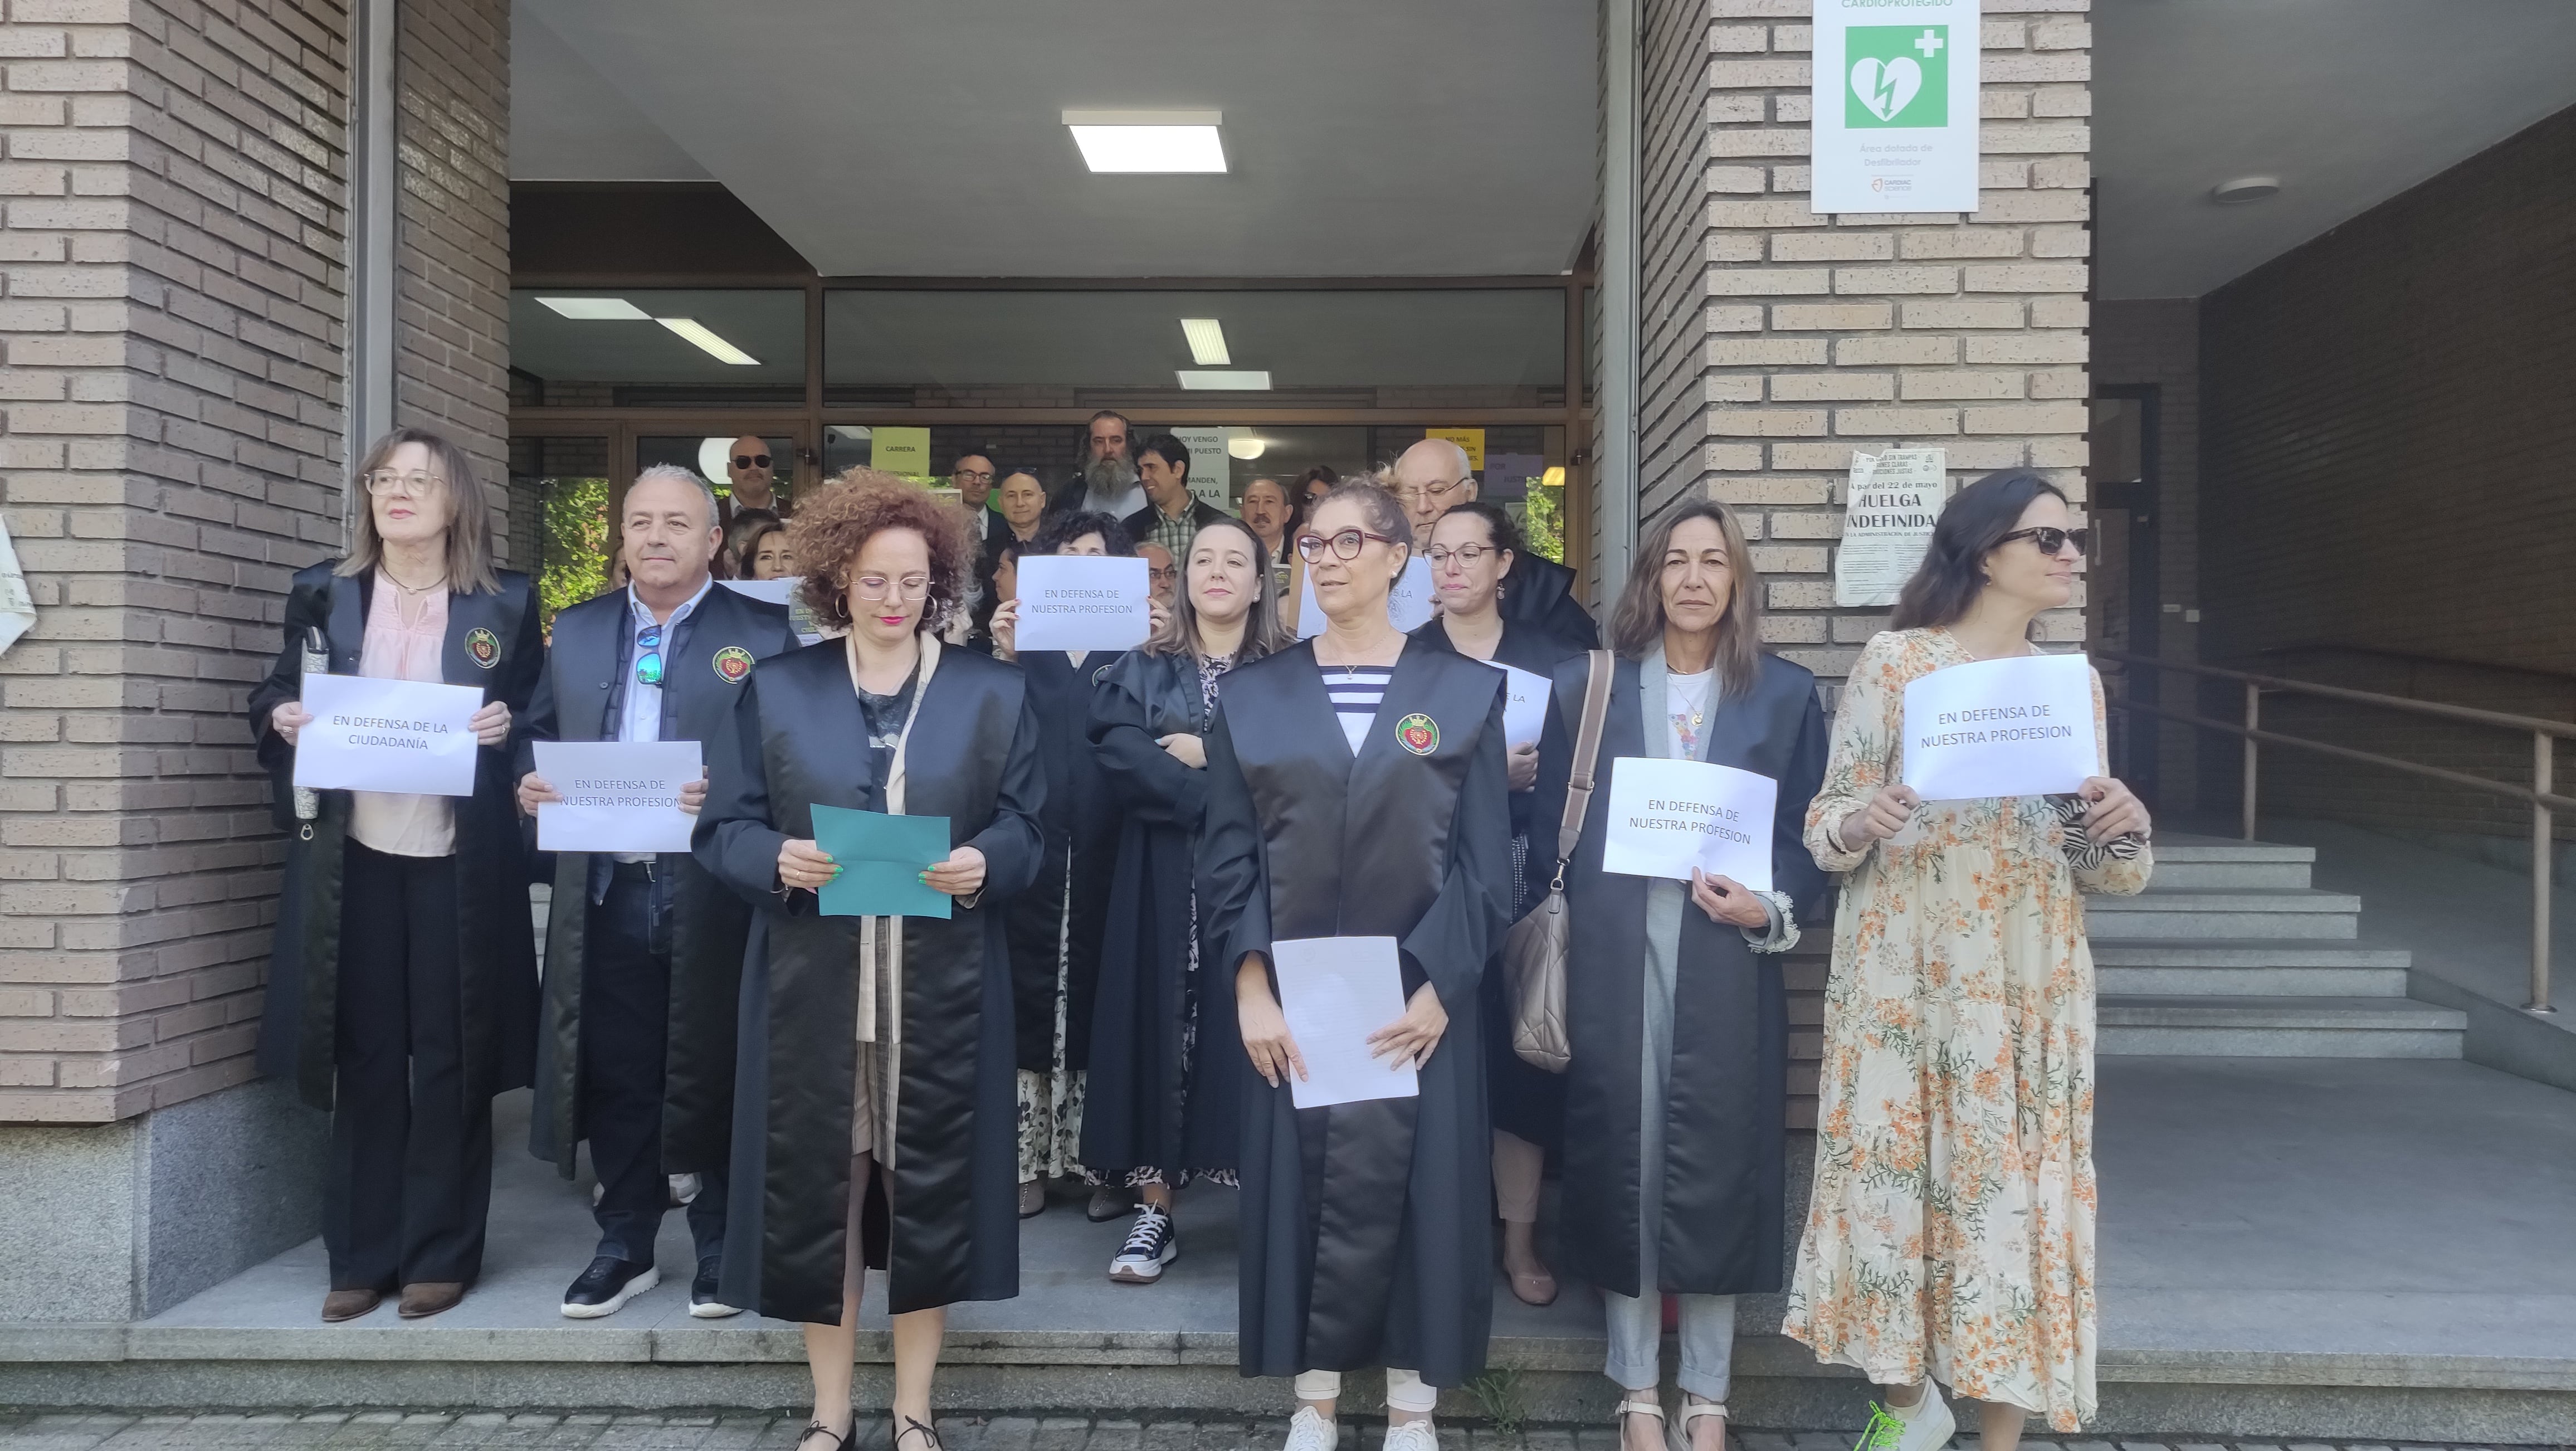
346, 572, 456, 857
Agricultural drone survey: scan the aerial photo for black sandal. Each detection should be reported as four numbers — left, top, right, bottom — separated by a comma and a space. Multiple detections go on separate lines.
795, 1415, 855, 1450
895, 1413, 944, 1451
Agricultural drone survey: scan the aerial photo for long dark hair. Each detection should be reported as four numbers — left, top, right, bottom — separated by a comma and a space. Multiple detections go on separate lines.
1607, 501, 1761, 697
1888, 469, 2069, 631
1149, 515, 1284, 664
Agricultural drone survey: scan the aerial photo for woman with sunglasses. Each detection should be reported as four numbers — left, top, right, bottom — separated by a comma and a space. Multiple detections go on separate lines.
249, 427, 541, 1324
1785, 470, 2152, 1450
695, 470, 1046, 1451
1201, 482, 1514, 1451
1409, 501, 1586, 1309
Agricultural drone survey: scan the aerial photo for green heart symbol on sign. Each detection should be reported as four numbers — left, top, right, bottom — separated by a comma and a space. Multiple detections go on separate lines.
1851, 56, 1923, 123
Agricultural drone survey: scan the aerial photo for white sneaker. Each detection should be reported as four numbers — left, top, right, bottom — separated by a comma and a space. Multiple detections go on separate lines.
1382, 1419, 1438, 1451
1281, 1405, 1336, 1451
1108, 1205, 1177, 1284
1853, 1383, 1954, 1451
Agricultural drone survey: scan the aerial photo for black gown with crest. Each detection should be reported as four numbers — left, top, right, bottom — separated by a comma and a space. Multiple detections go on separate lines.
1198, 636, 1513, 1386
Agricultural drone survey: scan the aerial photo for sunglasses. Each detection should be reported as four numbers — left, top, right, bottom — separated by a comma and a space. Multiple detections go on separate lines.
734, 453, 772, 470
1999, 526, 2090, 555
636, 625, 663, 686
1295, 528, 1401, 562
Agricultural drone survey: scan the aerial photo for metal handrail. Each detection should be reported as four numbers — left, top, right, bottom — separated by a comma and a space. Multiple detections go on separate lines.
2099, 650, 2566, 1016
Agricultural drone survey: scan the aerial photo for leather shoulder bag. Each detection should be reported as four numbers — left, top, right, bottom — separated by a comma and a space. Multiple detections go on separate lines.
1506, 649, 1614, 1073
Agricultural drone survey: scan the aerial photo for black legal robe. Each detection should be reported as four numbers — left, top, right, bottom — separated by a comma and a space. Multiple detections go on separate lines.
1496, 553, 1598, 650
1527, 650, 1829, 1297
246, 562, 543, 1112
1006, 649, 1119, 1077
518, 583, 801, 1179
1199, 638, 1513, 1386
1079, 649, 1238, 1180
1410, 615, 1587, 1151
694, 639, 1044, 1321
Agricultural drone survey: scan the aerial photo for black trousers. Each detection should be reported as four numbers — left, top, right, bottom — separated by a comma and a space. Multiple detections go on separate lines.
324, 843, 491, 1291
584, 868, 725, 1266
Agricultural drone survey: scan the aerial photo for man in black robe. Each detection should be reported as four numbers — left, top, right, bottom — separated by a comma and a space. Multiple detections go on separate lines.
516, 465, 798, 1319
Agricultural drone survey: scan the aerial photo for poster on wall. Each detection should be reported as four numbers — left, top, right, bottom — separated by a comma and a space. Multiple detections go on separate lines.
1811, 0, 1980, 214
870, 426, 932, 480
1171, 426, 1233, 509
1833, 448, 1947, 607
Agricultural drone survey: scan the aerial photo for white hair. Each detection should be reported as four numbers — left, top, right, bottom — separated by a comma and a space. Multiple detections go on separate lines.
630, 464, 721, 529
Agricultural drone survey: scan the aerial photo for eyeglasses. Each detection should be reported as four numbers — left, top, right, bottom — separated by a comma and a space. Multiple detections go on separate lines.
953, 469, 994, 485
733, 453, 772, 471
1999, 526, 2090, 555
1296, 529, 1400, 562
635, 625, 663, 686
364, 469, 447, 497
1421, 476, 1470, 500
1425, 544, 1496, 568
853, 573, 933, 602
1148, 566, 1179, 585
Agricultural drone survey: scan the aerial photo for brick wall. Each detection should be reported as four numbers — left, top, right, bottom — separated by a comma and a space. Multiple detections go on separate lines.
393, 0, 507, 559
1645, 0, 2094, 699
0, 0, 351, 1122
2200, 103, 2575, 842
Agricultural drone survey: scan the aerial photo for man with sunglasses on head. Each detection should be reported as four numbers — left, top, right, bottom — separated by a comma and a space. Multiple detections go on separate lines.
719, 435, 788, 528
1392, 436, 1598, 648
515, 464, 802, 1321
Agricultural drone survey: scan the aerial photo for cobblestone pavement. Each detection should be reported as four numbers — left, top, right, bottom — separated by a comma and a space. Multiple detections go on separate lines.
0, 1413, 2558, 1451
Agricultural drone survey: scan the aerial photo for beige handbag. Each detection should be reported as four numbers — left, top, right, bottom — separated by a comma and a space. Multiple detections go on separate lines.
1506, 649, 1613, 1073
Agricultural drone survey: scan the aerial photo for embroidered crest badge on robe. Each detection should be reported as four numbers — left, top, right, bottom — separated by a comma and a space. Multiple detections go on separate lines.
713, 646, 755, 683
1396, 712, 1438, 756
465, 627, 500, 667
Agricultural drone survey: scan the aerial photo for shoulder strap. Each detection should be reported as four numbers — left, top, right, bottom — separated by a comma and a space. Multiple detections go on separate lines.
1551, 649, 1616, 870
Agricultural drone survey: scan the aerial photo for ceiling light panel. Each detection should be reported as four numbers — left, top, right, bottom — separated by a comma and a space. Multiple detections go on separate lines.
1177, 369, 1270, 391
656, 317, 760, 366
536, 296, 650, 320
1180, 318, 1231, 366
1064, 109, 1226, 173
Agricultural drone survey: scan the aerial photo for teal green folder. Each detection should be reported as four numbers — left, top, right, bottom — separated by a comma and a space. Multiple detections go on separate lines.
809, 804, 953, 919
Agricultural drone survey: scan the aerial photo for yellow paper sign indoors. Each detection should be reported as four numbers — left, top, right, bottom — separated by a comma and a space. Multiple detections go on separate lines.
871, 426, 932, 480
1428, 428, 1486, 471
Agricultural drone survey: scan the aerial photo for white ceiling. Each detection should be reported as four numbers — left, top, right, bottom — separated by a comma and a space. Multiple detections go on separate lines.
509, 0, 1599, 279
2094, 0, 2576, 299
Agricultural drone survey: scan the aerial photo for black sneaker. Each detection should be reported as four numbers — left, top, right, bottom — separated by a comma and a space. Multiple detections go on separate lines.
690, 1256, 742, 1319
560, 1255, 658, 1319
1108, 1205, 1177, 1284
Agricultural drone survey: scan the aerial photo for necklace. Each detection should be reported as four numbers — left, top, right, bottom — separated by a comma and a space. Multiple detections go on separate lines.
383, 567, 446, 596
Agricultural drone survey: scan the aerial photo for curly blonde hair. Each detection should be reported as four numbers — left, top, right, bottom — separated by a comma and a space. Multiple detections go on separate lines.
790, 469, 976, 633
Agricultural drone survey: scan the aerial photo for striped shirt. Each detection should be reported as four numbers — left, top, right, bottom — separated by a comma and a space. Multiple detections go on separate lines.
1322, 664, 1394, 754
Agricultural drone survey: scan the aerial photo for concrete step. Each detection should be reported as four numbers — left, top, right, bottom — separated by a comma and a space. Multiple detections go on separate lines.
2138, 835, 2316, 892
2097, 994, 2466, 1058
2085, 889, 2361, 940
2094, 939, 2415, 997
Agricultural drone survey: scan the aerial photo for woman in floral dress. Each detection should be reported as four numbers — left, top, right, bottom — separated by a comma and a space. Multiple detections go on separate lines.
1786, 470, 2154, 1450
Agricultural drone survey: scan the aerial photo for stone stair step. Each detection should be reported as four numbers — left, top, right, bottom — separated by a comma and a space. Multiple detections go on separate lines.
2093, 938, 2415, 998
2143, 859, 2312, 890
2097, 994, 2465, 1058
2085, 889, 2361, 939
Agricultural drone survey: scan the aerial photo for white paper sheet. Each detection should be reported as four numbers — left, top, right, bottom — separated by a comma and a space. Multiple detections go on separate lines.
292, 674, 482, 796
1014, 555, 1153, 652
720, 576, 826, 645
1269, 935, 1419, 1109
1297, 556, 1435, 639
1598, 756, 1777, 890
1486, 660, 1552, 750
531, 740, 702, 853
1901, 652, 2099, 800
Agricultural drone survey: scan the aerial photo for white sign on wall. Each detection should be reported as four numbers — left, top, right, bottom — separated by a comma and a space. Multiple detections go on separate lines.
1811, 0, 1981, 214
1833, 448, 1948, 607
1170, 427, 1233, 510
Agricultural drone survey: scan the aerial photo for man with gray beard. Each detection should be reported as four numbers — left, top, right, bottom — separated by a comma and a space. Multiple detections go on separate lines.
1053, 409, 1146, 520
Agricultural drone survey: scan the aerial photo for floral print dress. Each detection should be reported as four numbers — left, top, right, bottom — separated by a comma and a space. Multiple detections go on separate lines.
1782, 628, 2151, 1432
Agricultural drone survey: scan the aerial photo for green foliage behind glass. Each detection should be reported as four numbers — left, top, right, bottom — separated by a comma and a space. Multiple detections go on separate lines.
538, 475, 610, 630
1523, 476, 1565, 563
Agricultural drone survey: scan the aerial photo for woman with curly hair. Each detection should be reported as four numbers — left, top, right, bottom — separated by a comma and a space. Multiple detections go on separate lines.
694, 469, 1047, 1451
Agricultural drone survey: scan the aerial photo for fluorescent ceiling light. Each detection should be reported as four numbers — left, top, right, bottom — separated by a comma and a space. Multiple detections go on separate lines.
536, 296, 649, 320
656, 317, 759, 366
1180, 318, 1231, 366
1064, 109, 1226, 173
1177, 369, 1270, 391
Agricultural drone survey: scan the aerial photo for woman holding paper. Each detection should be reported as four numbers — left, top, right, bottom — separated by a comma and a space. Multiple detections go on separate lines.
1525, 501, 1827, 1451
1200, 482, 1514, 1451
1411, 501, 1585, 1307
694, 470, 1046, 1451
1786, 469, 2152, 1449
248, 427, 541, 1324
1080, 515, 1283, 1283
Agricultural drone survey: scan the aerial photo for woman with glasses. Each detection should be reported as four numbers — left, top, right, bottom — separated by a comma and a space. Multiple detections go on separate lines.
1409, 502, 1585, 1308
1201, 483, 1513, 1451
1080, 516, 1282, 1284
248, 427, 541, 1324
1785, 470, 2152, 1451
695, 470, 1045, 1451
1525, 501, 1828, 1451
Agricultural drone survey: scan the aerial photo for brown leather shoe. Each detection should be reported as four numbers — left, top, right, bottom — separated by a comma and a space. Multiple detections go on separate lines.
397, 1280, 465, 1318
321, 1288, 382, 1323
